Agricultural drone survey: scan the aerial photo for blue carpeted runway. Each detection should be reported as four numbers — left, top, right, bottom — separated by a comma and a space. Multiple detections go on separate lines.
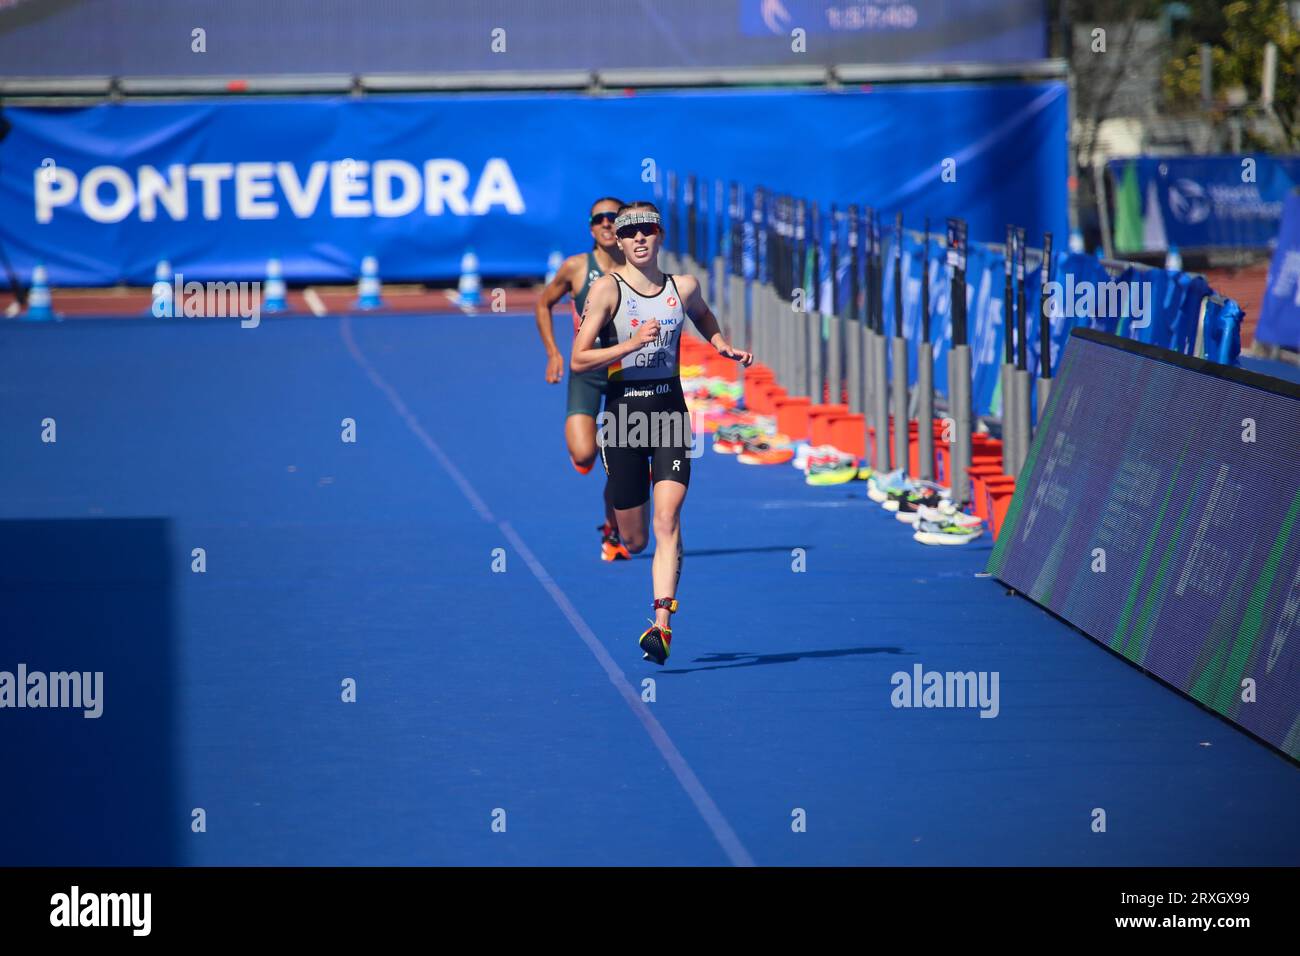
2, 312, 1297, 866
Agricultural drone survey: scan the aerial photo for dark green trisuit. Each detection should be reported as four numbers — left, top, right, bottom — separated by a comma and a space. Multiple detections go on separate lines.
567, 250, 609, 418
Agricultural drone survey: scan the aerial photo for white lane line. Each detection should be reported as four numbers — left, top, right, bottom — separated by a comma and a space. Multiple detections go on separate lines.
443, 290, 479, 315
339, 314, 755, 867
303, 287, 328, 317
340, 315, 493, 523
497, 520, 755, 868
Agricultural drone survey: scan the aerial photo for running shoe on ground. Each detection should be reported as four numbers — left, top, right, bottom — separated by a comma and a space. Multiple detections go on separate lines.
893, 492, 946, 523
806, 451, 858, 486
796, 444, 842, 472
599, 521, 631, 561
880, 488, 917, 512
738, 439, 795, 465
884, 486, 946, 513
713, 424, 761, 454
639, 621, 672, 664
917, 503, 983, 528
912, 517, 984, 546
867, 468, 911, 502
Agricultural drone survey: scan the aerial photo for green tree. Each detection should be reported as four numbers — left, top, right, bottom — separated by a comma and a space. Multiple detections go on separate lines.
1163, 0, 1300, 148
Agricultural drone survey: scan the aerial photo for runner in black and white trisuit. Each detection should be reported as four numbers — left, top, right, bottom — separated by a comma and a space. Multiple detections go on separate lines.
572, 201, 753, 664
534, 197, 630, 561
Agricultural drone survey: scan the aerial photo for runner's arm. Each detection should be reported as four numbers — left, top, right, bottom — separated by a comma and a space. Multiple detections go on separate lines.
533, 256, 581, 379
571, 276, 654, 373
679, 274, 753, 366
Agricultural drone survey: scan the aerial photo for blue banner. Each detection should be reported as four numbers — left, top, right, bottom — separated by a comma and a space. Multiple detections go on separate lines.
1108, 155, 1300, 251
1, 84, 1068, 287
1255, 192, 1300, 348
872, 238, 1223, 417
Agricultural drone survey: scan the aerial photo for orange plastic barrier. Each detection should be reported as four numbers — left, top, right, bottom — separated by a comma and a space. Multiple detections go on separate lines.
704, 354, 740, 382
987, 481, 1018, 539
775, 397, 812, 440
809, 404, 849, 446
753, 384, 787, 414
977, 477, 1015, 518
742, 369, 776, 409
972, 434, 1004, 460
827, 414, 866, 459
968, 466, 1008, 520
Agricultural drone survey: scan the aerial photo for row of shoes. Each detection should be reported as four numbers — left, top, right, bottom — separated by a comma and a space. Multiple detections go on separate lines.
712, 422, 797, 465
684, 374, 983, 545
681, 373, 745, 427
866, 469, 984, 546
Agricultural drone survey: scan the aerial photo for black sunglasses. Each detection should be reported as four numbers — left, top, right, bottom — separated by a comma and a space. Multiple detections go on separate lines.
589, 212, 618, 226
616, 223, 661, 239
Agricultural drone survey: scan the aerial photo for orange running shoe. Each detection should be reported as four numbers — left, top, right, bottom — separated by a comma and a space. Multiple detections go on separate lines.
599, 522, 631, 562
571, 455, 594, 475
737, 440, 795, 465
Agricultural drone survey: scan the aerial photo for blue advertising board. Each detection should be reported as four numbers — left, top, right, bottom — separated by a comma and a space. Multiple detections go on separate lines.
1109, 155, 1300, 251
989, 329, 1300, 761
0, 84, 1068, 286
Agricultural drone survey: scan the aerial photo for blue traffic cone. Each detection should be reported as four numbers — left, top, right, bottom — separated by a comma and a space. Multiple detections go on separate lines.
150, 260, 174, 317
458, 249, 481, 307
263, 258, 287, 313
355, 255, 384, 310
25, 264, 54, 321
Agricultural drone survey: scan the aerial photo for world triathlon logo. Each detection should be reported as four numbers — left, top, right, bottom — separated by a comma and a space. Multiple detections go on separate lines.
760, 0, 792, 33
1168, 179, 1212, 225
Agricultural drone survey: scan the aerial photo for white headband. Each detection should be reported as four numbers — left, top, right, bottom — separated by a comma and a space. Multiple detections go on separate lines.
614, 210, 662, 232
